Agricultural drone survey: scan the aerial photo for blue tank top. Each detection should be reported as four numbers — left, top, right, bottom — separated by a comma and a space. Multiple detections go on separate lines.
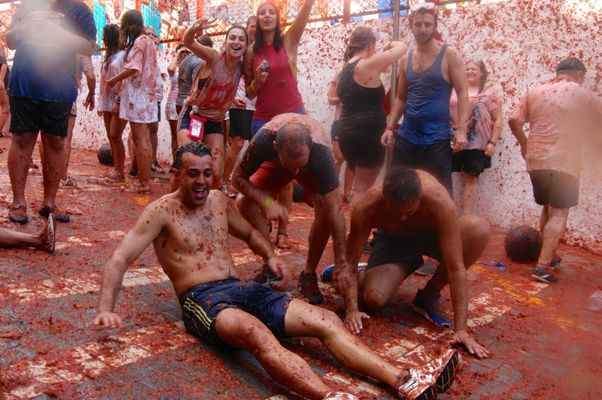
398, 45, 452, 145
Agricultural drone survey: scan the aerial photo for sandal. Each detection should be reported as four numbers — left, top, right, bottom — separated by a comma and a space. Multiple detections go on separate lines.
39, 206, 70, 223
9, 205, 28, 224
276, 232, 290, 249
87, 175, 125, 186
59, 176, 78, 189
121, 183, 151, 194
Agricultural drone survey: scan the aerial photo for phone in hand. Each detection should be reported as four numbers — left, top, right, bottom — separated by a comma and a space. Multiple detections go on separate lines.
260, 59, 270, 73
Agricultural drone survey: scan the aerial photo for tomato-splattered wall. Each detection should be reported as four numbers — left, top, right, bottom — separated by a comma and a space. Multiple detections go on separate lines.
71, 0, 602, 248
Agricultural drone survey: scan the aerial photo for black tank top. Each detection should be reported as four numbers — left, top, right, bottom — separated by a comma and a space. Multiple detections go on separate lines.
337, 59, 385, 119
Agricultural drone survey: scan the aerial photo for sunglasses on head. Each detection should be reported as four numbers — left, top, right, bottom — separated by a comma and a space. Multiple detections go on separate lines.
410, 2, 436, 14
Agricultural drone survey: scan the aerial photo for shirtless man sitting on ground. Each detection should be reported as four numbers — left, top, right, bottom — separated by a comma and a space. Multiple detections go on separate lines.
337, 166, 490, 359
94, 142, 460, 400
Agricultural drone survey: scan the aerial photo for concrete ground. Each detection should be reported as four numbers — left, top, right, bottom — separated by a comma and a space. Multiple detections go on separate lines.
0, 137, 601, 400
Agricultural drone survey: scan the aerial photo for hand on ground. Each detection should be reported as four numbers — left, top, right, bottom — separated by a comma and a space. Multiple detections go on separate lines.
94, 312, 123, 329
451, 330, 489, 359
345, 310, 370, 335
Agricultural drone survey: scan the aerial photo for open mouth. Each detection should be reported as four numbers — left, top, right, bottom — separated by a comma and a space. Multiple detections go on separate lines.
192, 187, 208, 199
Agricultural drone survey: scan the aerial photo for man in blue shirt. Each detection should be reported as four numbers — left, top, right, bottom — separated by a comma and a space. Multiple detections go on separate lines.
6, 0, 96, 224
382, 3, 469, 194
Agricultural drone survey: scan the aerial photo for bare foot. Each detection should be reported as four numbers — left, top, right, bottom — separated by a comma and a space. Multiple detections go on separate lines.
276, 232, 290, 249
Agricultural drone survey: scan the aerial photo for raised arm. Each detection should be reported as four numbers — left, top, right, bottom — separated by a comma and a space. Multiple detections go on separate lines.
327, 72, 341, 106
283, 0, 316, 57
183, 18, 220, 64
382, 56, 408, 147
359, 42, 407, 74
227, 201, 290, 287
167, 48, 185, 76
447, 47, 469, 153
94, 204, 165, 328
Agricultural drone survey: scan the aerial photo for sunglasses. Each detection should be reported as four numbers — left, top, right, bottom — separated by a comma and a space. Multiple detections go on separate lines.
410, 2, 436, 14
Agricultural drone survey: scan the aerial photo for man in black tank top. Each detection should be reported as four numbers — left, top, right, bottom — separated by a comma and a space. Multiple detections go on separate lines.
382, 5, 469, 194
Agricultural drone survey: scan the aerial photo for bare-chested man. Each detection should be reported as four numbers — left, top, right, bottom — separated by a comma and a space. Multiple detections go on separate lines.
233, 113, 346, 305
94, 142, 460, 400
381, 2, 469, 193
337, 166, 490, 359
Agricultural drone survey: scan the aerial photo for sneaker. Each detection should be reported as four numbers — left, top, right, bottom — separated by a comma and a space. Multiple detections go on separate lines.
151, 159, 166, 173
323, 392, 359, 400
299, 271, 324, 304
434, 349, 460, 393
322, 264, 335, 282
396, 370, 437, 400
397, 349, 460, 399
415, 258, 438, 276
59, 176, 78, 189
532, 265, 557, 283
550, 255, 562, 271
41, 214, 56, 254
412, 289, 451, 328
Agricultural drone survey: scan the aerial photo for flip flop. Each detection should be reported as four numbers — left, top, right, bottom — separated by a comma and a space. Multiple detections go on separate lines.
87, 176, 125, 186
120, 183, 151, 194
39, 206, 70, 223
9, 205, 28, 224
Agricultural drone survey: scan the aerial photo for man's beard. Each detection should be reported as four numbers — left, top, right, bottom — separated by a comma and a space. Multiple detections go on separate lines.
414, 32, 433, 44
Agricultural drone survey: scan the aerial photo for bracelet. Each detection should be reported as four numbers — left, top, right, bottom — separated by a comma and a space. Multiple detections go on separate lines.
261, 197, 274, 209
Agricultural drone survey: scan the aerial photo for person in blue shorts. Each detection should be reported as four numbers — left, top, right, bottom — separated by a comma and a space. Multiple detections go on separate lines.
94, 142, 459, 400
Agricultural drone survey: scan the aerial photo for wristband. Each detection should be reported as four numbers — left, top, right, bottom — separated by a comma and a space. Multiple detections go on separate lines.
261, 197, 274, 209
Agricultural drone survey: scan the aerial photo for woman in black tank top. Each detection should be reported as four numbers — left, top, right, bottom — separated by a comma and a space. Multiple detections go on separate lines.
336, 27, 407, 203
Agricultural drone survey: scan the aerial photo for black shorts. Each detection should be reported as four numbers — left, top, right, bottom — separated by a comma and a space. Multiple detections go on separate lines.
229, 108, 253, 140
330, 120, 341, 141
180, 278, 290, 347
367, 229, 441, 276
9, 96, 72, 137
177, 105, 223, 135
452, 149, 491, 176
529, 169, 579, 209
394, 137, 453, 194
338, 117, 386, 170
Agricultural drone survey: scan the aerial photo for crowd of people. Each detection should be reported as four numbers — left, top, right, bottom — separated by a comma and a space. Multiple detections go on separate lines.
1, 0, 601, 399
